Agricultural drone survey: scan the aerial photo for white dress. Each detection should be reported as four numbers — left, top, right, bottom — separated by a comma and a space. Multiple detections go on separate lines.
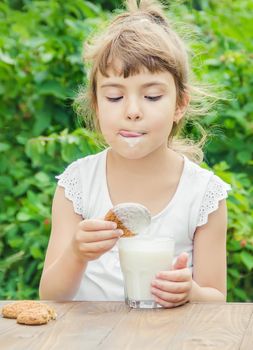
56, 148, 231, 301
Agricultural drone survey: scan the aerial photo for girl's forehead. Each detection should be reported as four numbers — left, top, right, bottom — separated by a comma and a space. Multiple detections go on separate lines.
97, 65, 175, 86
102, 58, 144, 76
98, 56, 173, 77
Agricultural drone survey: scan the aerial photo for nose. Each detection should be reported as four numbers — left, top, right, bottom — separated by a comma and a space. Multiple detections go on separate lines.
127, 112, 141, 121
125, 98, 143, 121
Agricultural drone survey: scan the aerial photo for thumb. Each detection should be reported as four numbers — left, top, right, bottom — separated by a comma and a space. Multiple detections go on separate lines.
173, 252, 188, 270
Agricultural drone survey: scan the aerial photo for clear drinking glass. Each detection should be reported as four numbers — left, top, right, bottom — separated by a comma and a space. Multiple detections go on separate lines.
118, 236, 175, 309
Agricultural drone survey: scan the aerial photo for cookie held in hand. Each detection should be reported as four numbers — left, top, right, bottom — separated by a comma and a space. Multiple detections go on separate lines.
104, 203, 151, 237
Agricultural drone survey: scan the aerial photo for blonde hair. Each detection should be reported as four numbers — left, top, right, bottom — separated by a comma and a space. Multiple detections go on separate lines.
75, 0, 211, 163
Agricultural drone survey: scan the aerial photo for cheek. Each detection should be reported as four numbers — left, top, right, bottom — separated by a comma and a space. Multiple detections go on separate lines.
97, 100, 118, 125
98, 114, 115, 131
97, 113, 117, 141
150, 113, 174, 135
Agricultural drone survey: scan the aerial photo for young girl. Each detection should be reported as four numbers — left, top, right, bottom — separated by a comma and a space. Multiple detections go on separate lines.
39, 0, 230, 308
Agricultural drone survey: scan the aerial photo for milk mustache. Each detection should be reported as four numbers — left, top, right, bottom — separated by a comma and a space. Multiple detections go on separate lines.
119, 236, 174, 308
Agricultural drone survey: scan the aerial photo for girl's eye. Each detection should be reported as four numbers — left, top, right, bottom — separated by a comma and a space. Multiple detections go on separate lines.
106, 96, 123, 102
145, 95, 162, 101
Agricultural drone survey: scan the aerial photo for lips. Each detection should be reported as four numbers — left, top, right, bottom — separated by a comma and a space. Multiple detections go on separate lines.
119, 130, 145, 138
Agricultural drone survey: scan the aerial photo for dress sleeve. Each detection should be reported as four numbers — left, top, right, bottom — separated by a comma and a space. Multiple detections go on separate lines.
197, 175, 231, 227
56, 161, 83, 216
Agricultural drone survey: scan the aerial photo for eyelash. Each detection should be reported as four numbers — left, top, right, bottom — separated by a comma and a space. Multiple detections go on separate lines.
106, 97, 123, 102
145, 95, 162, 101
106, 96, 162, 102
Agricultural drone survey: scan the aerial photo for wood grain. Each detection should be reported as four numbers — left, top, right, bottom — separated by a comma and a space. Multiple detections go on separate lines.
239, 304, 253, 350
167, 303, 253, 350
99, 303, 194, 349
1, 301, 253, 350
0, 302, 73, 350
0, 301, 127, 350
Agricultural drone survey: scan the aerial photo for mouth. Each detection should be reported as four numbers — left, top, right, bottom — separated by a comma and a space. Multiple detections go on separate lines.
119, 130, 146, 138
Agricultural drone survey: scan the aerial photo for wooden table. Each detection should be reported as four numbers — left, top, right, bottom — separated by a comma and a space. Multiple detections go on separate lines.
0, 301, 253, 349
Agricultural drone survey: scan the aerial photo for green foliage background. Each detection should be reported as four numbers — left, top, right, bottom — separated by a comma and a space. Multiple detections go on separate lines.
0, 0, 252, 301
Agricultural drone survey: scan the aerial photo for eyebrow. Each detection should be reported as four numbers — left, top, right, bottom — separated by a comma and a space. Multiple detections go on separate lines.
100, 81, 167, 88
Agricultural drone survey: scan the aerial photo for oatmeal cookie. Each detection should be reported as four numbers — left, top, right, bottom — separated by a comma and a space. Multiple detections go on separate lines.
1, 301, 57, 325
17, 308, 50, 325
105, 209, 135, 237
2, 301, 39, 319
104, 203, 151, 237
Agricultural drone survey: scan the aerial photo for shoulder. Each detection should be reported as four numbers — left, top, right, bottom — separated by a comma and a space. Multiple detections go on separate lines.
184, 156, 213, 180
183, 156, 231, 228
55, 149, 107, 216
184, 156, 231, 192
197, 173, 231, 227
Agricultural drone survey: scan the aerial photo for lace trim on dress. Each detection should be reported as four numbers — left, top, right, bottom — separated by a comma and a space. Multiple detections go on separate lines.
197, 176, 231, 227
56, 162, 83, 216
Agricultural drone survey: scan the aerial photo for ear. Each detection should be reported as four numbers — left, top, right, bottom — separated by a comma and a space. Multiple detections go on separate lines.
174, 92, 190, 124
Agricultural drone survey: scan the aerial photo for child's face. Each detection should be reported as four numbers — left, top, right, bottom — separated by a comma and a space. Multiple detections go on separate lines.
96, 66, 183, 159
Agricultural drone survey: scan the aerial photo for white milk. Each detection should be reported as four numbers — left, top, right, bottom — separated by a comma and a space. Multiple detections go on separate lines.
123, 136, 141, 148
118, 237, 174, 302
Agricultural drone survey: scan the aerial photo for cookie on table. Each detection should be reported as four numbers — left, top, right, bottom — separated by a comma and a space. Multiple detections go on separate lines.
45, 305, 57, 320
1, 300, 57, 325
104, 202, 151, 237
2, 301, 39, 319
17, 308, 51, 325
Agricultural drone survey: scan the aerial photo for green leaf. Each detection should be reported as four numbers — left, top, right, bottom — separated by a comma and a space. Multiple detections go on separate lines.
236, 151, 252, 165
0, 176, 13, 190
0, 52, 15, 65
0, 252, 24, 272
234, 288, 248, 301
12, 181, 31, 196
30, 246, 43, 259
240, 251, 253, 271
33, 110, 52, 135
16, 212, 31, 222
228, 268, 240, 279
34, 172, 50, 185
0, 143, 11, 152
227, 274, 232, 290
37, 81, 69, 99
46, 139, 56, 157
8, 238, 24, 249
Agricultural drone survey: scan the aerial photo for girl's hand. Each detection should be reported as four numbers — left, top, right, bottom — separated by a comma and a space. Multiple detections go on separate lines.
71, 219, 123, 263
151, 252, 192, 308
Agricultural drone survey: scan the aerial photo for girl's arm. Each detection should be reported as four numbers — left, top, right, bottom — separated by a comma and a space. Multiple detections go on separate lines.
39, 186, 122, 300
190, 198, 227, 301
151, 199, 227, 307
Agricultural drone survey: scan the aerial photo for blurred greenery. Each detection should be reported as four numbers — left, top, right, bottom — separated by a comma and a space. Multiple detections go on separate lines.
0, 0, 252, 301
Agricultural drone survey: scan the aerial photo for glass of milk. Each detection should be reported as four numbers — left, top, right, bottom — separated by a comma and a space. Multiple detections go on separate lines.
118, 236, 175, 308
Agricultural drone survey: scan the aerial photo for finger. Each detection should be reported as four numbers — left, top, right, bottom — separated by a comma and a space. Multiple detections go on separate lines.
151, 287, 188, 304
76, 229, 123, 243
173, 252, 188, 270
152, 295, 189, 308
156, 268, 192, 282
80, 238, 118, 254
151, 279, 191, 294
78, 219, 117, 231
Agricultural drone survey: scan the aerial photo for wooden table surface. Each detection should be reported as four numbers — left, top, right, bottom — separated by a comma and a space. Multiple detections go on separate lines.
0, 301, 253, 350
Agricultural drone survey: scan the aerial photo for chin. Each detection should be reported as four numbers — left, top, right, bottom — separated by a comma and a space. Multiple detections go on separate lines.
109, 138, 164, 160
115, 147, 152, 160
